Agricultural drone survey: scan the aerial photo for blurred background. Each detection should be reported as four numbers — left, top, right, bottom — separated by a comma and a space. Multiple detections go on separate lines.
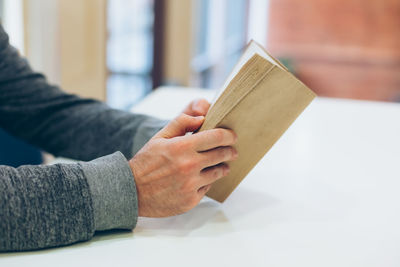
0, 0, 399, 110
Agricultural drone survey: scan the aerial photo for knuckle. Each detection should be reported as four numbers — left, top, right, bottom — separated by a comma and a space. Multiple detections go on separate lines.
178, 113, 192, 124
216, 147, 233, 161
213, 129, 236, 145
177, 113, 189, 121
181, 139, 193, 150
214, 164, 229, 178
172, 114, 189, 129
222, 129, 236, 145
212, 167, 223, 179
228, 147, 237, 159
213, 129, 225, 143
178, 160, 188, 174
170, 139, 191, 153
178, 159, 197, 174
224, 147, 234, 159
229, 130, 238, 143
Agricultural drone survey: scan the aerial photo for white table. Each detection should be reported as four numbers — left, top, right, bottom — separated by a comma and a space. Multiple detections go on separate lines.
2, 87, 400, 266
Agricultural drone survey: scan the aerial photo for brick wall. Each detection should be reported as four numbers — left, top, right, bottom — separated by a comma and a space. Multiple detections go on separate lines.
267, 0, 400, 101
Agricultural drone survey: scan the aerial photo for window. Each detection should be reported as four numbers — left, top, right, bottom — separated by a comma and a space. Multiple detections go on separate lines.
0, 0, 25, 54
191, 0, 269, 90
0, 1, 3, 21
191, 0, 248, 89
107, 0, 155, 110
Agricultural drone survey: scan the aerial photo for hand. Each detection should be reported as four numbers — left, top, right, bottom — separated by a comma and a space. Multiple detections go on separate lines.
129, 113, 238, 217
182, 98, 210, 117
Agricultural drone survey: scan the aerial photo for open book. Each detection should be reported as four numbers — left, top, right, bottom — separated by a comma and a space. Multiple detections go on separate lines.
199, 40, 316, 202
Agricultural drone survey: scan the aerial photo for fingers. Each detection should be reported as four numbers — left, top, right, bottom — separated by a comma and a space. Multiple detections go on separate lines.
190, 128, 237, 151
198, 146, 238, 169
198, 184, 212, 195
199, 163, 230, 187
183, 99, 210, 116
155, 113, 204, 139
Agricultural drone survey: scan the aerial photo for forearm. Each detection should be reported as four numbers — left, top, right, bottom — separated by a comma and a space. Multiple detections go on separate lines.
0, 73, 164, 160
0, 152, 137, 252
0, 24, 165, 160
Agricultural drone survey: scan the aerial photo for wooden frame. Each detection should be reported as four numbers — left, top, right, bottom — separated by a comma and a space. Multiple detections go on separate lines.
23, 0, 107, 101
152, 0, 165, 89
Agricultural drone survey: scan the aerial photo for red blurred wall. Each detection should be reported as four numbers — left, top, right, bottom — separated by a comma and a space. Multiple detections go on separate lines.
267, 0, 400, 101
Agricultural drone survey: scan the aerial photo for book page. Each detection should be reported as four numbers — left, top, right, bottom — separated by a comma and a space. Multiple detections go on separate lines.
211, 40, 283, 105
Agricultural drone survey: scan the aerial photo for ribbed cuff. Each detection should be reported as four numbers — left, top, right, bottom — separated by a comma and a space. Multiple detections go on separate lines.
80, 152, 138, 231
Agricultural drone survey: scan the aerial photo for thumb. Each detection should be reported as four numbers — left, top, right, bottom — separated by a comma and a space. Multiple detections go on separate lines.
155, 113, 204, 139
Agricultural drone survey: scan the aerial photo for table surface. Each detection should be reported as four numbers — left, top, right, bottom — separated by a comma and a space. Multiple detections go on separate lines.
2, 87, 400, 267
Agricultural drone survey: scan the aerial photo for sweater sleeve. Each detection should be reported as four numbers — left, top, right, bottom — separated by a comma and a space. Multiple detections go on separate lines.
0, 152, 137, 252
0, 25, 167, 251
0, 24, 165, 161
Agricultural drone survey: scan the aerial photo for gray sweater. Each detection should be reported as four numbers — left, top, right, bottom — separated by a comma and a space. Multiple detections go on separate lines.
0, 25, 165, 251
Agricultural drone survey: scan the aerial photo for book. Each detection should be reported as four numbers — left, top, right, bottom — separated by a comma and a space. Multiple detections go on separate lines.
199, 40, 316, 202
